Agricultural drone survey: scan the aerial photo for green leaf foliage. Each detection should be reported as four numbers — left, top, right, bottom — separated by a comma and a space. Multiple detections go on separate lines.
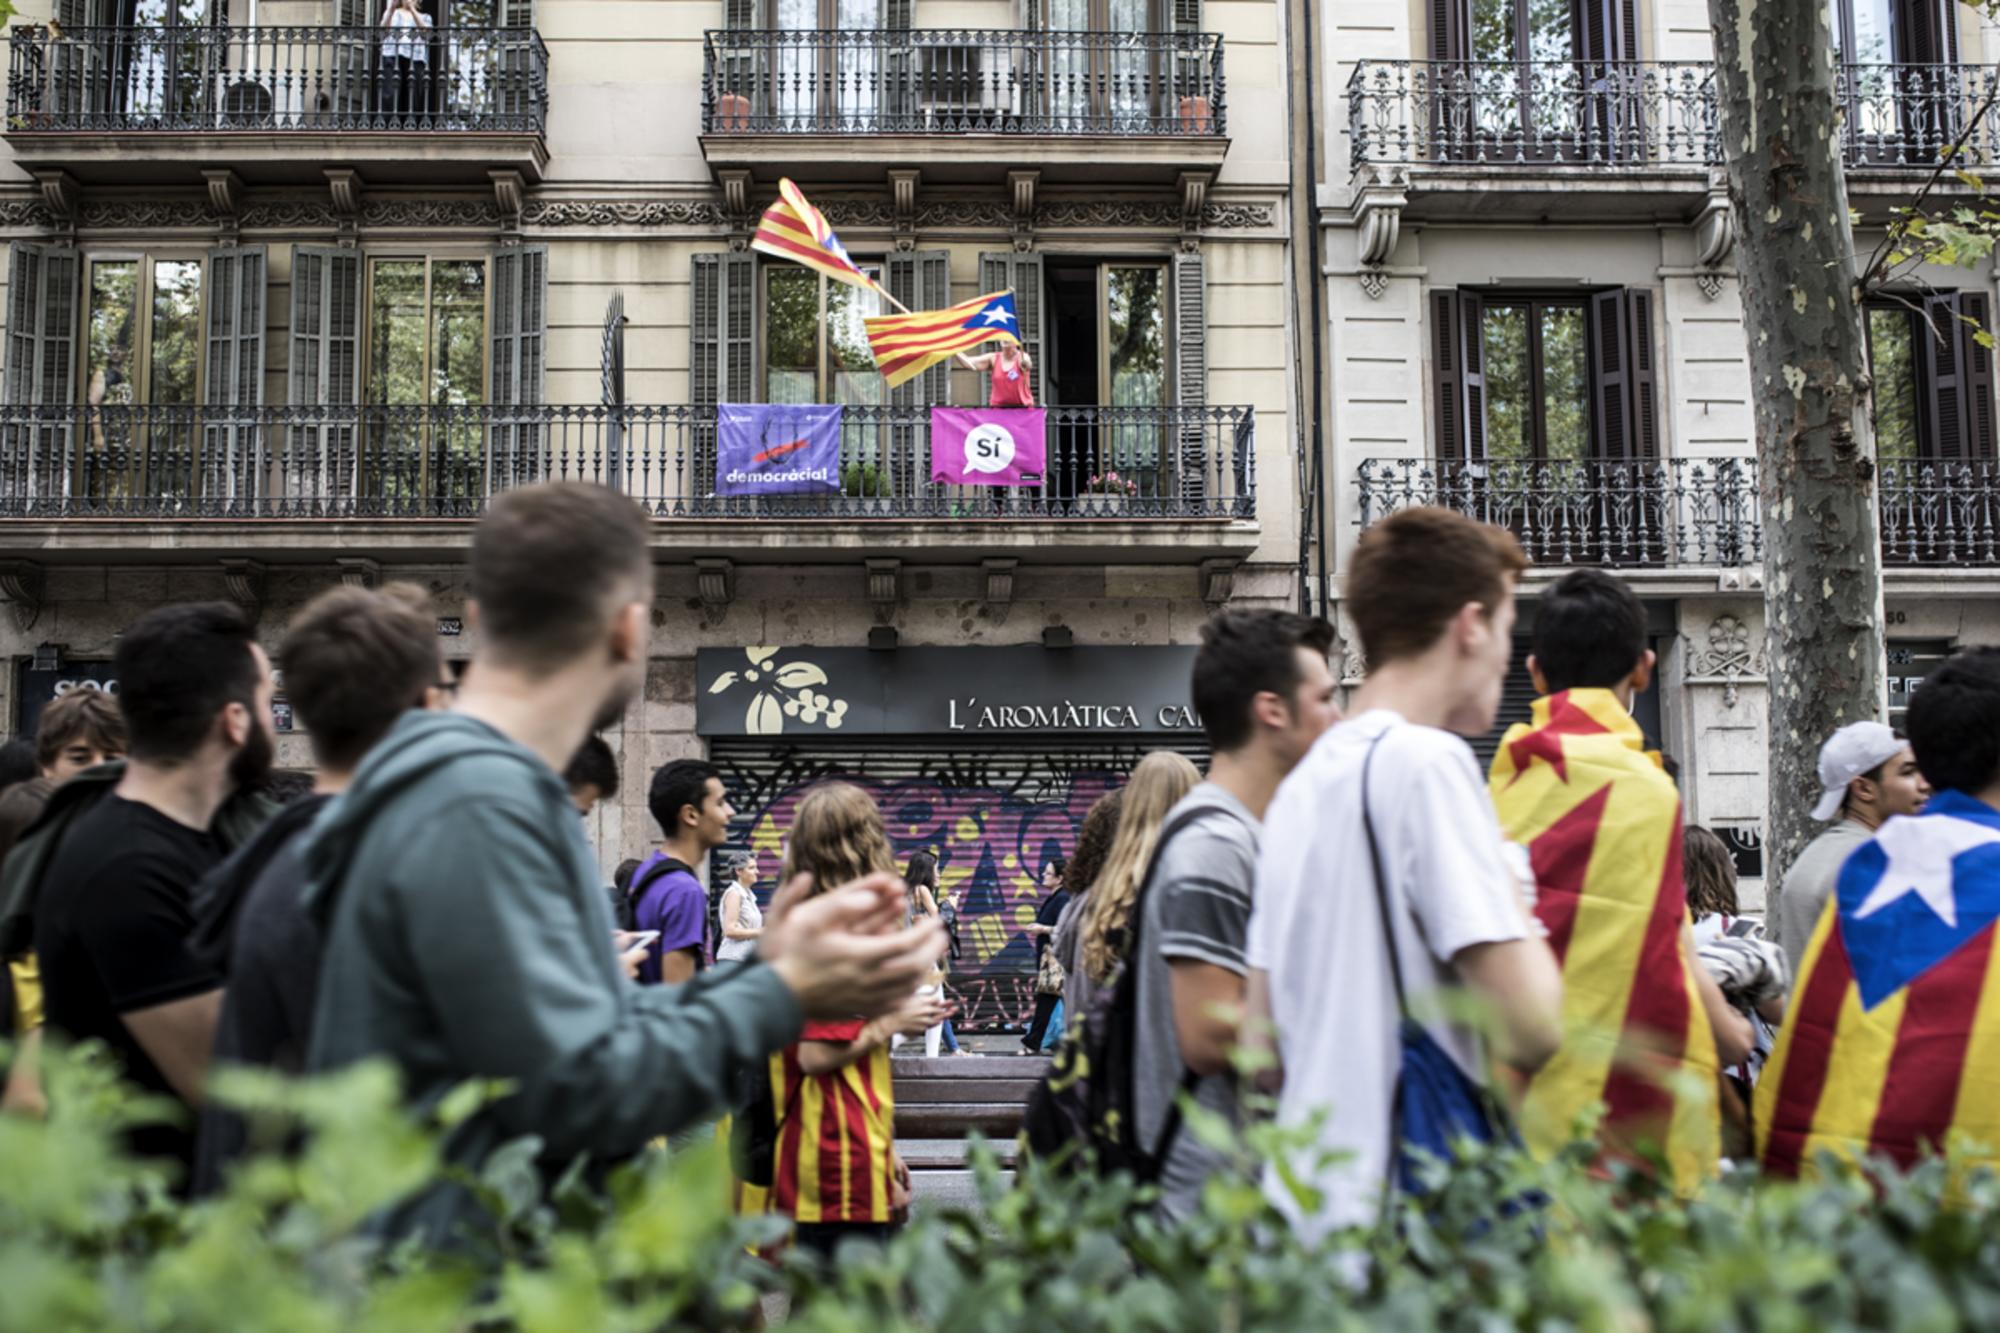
11, 1039, 2000, 1330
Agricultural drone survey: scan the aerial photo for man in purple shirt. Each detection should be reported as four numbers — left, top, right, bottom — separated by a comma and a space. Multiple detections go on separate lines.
630, 760, 733, 984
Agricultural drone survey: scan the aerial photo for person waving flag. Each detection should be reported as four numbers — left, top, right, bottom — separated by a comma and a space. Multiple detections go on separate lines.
1757, 649, 2000, 1178
751, 178, 887, 296
864, 291, 1020, 390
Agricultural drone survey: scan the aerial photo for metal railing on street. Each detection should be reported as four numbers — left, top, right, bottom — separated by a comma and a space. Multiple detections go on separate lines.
0, 402, 1254, 521
6, 24, 547, 133
702, 28, 1224, 136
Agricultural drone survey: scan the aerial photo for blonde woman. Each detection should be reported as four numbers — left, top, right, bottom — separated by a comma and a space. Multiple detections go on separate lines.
773, 784, 947, 1258
1077, 751, 1201, 985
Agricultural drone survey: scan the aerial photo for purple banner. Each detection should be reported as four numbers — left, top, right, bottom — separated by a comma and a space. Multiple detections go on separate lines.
930, 407, 1047, 487
716, 403, 843, 496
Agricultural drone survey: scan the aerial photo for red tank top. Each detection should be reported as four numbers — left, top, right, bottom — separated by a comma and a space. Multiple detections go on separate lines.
988, 349, 1034, 408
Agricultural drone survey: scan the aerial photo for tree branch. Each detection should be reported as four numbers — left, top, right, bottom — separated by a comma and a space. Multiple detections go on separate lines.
1858, 74, 2000, 298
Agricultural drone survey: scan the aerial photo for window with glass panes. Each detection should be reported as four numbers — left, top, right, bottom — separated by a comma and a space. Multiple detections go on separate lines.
1865, 293, 1997, 464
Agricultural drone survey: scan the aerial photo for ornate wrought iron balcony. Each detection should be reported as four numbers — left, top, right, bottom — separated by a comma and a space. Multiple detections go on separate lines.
0, 403, 1253, 522
701, 29, 1224, 136
1347, 60, 1718, 170
5, 24, 547, 134
1348, 60, 2000, 173
1360, 456, 2000, 569
1355, 457, 1761, 568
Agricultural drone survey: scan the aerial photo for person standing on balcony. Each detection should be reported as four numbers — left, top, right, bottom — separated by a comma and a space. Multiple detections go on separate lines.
958, 344, 1035, 408
379, 0, 432, 124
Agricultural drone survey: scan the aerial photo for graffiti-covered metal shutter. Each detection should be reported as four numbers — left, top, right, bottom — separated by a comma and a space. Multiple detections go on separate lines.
710, 734, 1210, 1032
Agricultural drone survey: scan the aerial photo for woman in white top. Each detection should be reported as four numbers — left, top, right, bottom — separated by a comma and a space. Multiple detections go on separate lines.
715, 851, 765, 963
379, 0, 433, 122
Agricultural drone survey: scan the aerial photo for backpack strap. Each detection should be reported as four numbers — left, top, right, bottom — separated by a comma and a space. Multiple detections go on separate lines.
624, 856, 694, 922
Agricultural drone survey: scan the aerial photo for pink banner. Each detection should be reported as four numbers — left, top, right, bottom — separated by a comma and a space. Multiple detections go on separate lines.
929, 407, 1047, 487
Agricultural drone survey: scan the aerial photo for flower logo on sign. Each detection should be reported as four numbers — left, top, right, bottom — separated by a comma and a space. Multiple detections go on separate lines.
706, 646, 850, 735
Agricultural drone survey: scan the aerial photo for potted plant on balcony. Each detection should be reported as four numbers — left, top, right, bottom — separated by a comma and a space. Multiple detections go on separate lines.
841, 460, 894, 516
1082, 469, 1139, 517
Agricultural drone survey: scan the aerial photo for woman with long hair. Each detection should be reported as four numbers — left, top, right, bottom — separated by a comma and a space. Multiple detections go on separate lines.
773, 784, 945, 1259
1683, 825, 1741, 924
902, 848, 961, 1056
1078, 751, 1201, 985
1052, 788, 1124, 1022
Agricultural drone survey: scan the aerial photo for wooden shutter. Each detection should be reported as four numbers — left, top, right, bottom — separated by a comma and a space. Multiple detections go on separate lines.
1430, 0, 1467, 61
1626, 288, 1659, 459
1958, 292, 1996, 460
1900, 0, 1956, 65
206, 246, 266, 409
724, 0, 755, 27
887, 0, 912, 26
5, 242, 78, 407
1430, 289, 1463, 460
1924, 292, 1966, 460
1459, 290, 1487, 459
1173, 249, 1207, 501
4, 242, 78, 506
980, 251, 1044, 384
887, 250, 951, 406
1590, 287, 1634, 461
1172, 0, 1200, 29
1582, 0, 1639, 62
287, 246, 361, 408
491, 243, 547, 408
689, 252, 756, 507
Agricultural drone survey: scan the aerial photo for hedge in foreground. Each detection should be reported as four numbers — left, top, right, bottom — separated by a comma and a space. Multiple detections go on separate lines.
5, 1043, 2000, 1332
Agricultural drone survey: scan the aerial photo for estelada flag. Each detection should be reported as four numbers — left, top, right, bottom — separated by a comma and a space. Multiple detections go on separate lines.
865, 290, 1020, 390
1489, 689, 1721, 1193
750, 178, 887, 296
1756, 790, 2000, 1176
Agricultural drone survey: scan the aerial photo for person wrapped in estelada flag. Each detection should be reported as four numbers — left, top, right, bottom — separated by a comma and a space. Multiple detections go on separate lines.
1488, 572, 1737, 1193
1756, 649, 2000, 1176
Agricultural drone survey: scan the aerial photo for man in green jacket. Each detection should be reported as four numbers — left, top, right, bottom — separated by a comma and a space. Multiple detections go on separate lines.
305, 482, 944, 1245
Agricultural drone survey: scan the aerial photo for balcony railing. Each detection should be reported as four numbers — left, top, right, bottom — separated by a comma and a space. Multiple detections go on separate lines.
1355, 457, 1761, 567
0, 403, 1253, 521
1360, 456, 2000, 568
1347, 60, 1718, 169
1348, 60, 2000, 171
702, 29, 1224, 136
5, 24, 547, 133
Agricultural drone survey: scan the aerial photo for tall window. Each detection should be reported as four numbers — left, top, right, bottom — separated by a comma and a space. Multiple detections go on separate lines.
768, 0, 887, 127
1868, 304, 1922, 462
1866, 294, 1996, 463
762, 264, 883, 406
366, 257, 486, 406
85, 255, 203, 409
1481, 298, 1588, 462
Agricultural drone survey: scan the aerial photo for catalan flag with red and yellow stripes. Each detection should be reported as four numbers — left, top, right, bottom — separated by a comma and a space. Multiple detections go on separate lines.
1756, 790, 2000, 1176
751, 178, 888, 296
771, 1019, 897, 1225
1489, 689, 1720, 1193
864, 290, 1021, 389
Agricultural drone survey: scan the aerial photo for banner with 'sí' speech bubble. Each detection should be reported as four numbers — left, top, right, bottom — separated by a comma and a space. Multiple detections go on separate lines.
929, 407, 1046, 487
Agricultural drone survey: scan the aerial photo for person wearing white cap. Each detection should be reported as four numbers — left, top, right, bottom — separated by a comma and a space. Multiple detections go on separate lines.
1773, 721, 1930, 977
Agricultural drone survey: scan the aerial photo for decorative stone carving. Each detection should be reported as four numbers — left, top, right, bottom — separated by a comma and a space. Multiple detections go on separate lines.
1694, 190, 1735, 269
220, 559, 268, 619
889, 169, 920, 250
520, 197, 729, 229
325, 168, 363, 220
490, 170, 525, 234
715, 170, 751, 231
202, 170, 242, 228
1178, 171, 1210, 237
1200, 558, 1236, 611
361, 197, 501, 229
865, 558, 901, 625
1007, 170, 1037, 250
0, 560, 44, 633
982, 558, 1017, 626
1340, 641, 1367, 686
1359, 270, 1390, 301
34, 171, 77, 227
0, 199, 60, 230
695, 557, 734, 627
1685, 613, 1767, 709
335, 557, 381, 589
1695, 271, 1727, 301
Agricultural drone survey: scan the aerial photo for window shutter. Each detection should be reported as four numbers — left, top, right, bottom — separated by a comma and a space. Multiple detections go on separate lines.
1958, 292, 1996, 460
287, 246, 361, 408
1172, 0, 1200, 30
491, 244, 547, 409
886, 249, 951, 406
1458, 290, 1486, 459
724, 0, 756, 27
1173, 249, 1207, 501
6, 242, 78, 407
1430, 289, 1462, 460
1589, 287, 1633, 461
690, 252, 756, 508
1626, 288, 1659, 459
980, 251, 1044, 385
887, 0, 912, 27
1924, 293, 1966, 461
1901, 0, 1956, 65
206, 246, 266, 409
1430, 0, 1467, 61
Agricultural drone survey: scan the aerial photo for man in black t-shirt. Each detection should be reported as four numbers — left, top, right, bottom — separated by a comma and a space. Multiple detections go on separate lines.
34, 603, 276, 1178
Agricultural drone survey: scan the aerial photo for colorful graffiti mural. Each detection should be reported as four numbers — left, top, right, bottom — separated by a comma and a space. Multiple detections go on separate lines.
713, 742, 1188, 1032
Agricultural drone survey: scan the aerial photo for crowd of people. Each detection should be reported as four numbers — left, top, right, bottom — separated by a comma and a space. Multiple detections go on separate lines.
0, 481, 1992, 1267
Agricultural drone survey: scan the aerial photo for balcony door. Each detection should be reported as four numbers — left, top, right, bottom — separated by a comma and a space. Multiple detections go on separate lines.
366, 256, 487, 508
1432, 0, 1640, 162
1836, 0, 1958, 163
763, 261, 886, 496
53, 0, 220, 127
1041, 0, 1170, 130
760, 0, 891, 131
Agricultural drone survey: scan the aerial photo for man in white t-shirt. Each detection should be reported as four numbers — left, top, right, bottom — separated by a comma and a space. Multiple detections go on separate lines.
1244, 506, 1563, 1247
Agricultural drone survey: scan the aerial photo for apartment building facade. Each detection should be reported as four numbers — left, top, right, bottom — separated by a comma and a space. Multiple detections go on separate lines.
1315, 0, 2000, 906
0, 0, 1303, 1026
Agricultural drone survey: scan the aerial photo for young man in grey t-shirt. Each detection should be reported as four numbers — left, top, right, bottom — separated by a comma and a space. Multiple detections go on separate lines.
1129, 609, 1338, 1218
